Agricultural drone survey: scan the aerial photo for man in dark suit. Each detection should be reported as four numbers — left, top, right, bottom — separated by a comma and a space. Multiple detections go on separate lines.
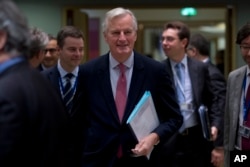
160, 21, 220, 167
187, 33, 226, 167
38, 34, 59, 71
0, 1, 69, 167
79, 7, 183, 167
28, 27, 49, 68
41, 26, 85, 167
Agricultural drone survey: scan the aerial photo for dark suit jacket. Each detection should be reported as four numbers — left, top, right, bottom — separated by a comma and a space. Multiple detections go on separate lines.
163, 57, 220, 134
206, 60, 226, 147
0, 59, 69, 167
163, 57, 221, 133
41, 65, 83, 117
79, 52, 183, 167
37, 64, 44, 71
41, 65, 85, 167
161, 57, 221, 166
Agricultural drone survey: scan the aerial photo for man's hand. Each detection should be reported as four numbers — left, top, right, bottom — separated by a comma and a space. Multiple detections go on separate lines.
131, 133, 159, 157
211, 126, 218, 141
211, 147, 224, 167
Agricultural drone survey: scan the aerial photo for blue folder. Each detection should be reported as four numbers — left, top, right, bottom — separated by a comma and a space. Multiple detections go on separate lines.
127, 91, 151, 124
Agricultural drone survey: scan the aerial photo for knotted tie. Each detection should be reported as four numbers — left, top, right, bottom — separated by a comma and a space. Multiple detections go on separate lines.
242, 75, 250, 150
175, 63, 185, 103
115, 63, 127, 121
63, 73, 74, 113
115, 63, 127, 158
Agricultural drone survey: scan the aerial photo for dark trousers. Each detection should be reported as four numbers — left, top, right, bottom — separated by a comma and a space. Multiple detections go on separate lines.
156, 125, 213, 167
114, 155, 151, 167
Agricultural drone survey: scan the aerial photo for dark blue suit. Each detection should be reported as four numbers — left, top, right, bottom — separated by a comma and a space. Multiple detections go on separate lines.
41, 66, 85, 167
79, 52, 183, 167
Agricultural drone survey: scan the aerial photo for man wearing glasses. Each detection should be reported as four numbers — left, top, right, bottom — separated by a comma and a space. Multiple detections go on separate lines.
224, 22, 250, 167
38, 34, 59, 71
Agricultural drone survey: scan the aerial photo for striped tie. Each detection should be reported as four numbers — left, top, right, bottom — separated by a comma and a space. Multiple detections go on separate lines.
63, 73, 74, 113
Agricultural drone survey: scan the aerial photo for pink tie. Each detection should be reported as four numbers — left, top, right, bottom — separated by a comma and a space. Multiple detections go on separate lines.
115, 63, 127, 158
242, 80, 250, 150
115, 63, 127, 122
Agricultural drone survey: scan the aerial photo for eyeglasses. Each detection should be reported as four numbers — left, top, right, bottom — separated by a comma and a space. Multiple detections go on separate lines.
240, 45, 250, 53
160, 36, 177, 43
44, 48, 57, 54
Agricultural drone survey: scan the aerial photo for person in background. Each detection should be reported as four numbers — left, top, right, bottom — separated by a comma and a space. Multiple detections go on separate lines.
224, 22, 250, 167
215, 50, 225, 75
38, 34, 59, 71
187, 33, 226, 167
0, 0, 69, 167
28, 27, 49, 68
161, 21, 220, 167
41, 25, 85, 167
79, 7, 183, 167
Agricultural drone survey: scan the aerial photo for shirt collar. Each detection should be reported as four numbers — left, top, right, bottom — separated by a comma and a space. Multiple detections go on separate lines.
57, 60, 79, 78
170, 54, 188, 69
109, 52, 134, 69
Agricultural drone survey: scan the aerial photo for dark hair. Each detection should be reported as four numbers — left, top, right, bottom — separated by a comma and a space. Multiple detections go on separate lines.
236, 22, 250, 44
48, 34, 56, 41
189, 33, 210, 56
57, 26, 84, 48
163, 21, 190, 47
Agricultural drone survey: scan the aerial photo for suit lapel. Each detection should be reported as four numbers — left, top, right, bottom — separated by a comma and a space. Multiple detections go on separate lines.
98, 55, 121, 123
188, 58, 200, 105
232, 66, 247, 126
163, 58, 174, 82
48, 66, 61, 94
123, 54, 146, 123
71, 70, 82, 116
163, 58, 199, 104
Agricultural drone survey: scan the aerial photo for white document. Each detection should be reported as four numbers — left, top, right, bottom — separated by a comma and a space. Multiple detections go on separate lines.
126, 91, 160, 159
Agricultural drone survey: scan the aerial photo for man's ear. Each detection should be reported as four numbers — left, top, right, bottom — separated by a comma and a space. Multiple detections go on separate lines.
0, 31, 7, 50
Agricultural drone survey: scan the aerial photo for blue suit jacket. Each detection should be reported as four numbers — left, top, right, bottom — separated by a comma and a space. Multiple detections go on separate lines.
79, 52, 183, 167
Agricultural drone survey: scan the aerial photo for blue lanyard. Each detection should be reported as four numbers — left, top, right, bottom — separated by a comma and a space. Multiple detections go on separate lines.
243, 74, 250, 122
58, 75, 78, 95
0, 57, 24, 74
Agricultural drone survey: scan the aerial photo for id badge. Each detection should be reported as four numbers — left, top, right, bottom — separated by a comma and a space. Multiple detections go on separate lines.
180, 103, 193, 111
239, 125, 250, 138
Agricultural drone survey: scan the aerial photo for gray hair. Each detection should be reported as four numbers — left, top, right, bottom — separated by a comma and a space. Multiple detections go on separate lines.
29, 27, 49, 59
102, 7, 138, 33
0, 0, 31, 57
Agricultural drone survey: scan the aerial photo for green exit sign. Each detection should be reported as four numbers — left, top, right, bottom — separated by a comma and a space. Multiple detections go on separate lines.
181, 7, 197, 17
